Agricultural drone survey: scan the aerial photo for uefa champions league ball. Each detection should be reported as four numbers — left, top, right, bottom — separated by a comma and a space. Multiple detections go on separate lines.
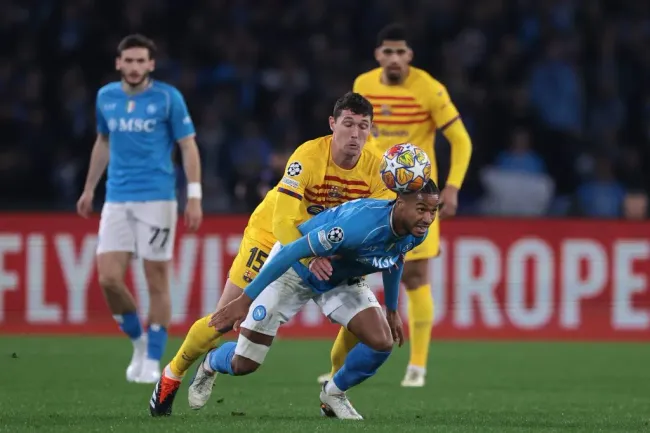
379, 143, 432, 193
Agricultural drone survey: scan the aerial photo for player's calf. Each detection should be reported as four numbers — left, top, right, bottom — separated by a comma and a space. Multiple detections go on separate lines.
188, 328, 271, 410
97, 252, 148, 382
320, 306, 393, 420
137, 259, 172, 384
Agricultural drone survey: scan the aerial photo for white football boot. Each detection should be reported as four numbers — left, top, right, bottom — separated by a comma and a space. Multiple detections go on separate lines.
188, 356, 219, 410
136, 358, 162, 384
317, 372, 332, 385
400, 365, 426, 387
319, 382, 363, 420
126, 334, 147, 383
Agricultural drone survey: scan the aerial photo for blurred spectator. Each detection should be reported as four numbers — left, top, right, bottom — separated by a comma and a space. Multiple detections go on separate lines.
479, 128, 554, 216
529, 37, 582, 136
494, 128, 546, 175
575, 156, 626, 218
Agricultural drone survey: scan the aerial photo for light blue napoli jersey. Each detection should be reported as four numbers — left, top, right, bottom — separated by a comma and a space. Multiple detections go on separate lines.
95, 80, 195, 202
293, 198, 426, 293
241, 198, 428, 311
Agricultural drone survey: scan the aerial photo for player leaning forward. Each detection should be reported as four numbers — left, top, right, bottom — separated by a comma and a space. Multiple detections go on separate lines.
149, 92, 395, 415
199, 180, 440, 420
77, 34, 203, 384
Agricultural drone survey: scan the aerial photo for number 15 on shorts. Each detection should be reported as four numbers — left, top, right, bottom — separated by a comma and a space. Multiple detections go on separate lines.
244, 247, 268, 282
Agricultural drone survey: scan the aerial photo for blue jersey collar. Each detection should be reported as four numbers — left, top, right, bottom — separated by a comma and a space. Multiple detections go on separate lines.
121, 78, 153, 96
389, 204, 399, 238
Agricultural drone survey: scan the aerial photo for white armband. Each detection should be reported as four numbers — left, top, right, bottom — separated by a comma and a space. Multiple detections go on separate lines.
187, 182, 202, 199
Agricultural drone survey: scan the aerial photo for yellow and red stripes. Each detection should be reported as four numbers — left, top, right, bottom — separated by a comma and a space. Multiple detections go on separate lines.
367, 94, 430, 125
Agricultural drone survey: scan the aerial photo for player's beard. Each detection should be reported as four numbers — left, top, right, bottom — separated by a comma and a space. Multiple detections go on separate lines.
384, 65, 403, 85
121, 71, 150, 90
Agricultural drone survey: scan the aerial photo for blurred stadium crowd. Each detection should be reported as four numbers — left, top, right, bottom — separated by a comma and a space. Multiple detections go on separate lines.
1, 0, 649, 218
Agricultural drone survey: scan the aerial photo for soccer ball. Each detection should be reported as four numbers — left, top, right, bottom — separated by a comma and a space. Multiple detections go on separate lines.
379, 143, 432, 193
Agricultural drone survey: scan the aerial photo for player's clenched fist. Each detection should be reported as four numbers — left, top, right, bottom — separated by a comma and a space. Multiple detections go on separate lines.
209, 294, 252, 333
76, 190, 94, 218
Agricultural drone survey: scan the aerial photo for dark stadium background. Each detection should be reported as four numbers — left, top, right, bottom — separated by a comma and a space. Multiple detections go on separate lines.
1, 1, 649, 432
1, 0, 649, 218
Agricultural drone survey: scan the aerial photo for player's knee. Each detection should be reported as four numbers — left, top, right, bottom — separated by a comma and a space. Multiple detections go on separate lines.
359, 321, 394, 352
366, 332, 394, 353
230, 355, 260, 376
98, 273, 124, 292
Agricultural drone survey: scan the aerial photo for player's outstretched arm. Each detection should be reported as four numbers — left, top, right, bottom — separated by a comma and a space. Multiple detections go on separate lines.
382, 261, 404, 312
77, 134, 109, 218
430, 82, 472, 218
241, 237, 314, 301
273, 191, 307, 245
272, 153, 313, 246
178, 136, 203, 231
208, 236, 314, 331
439, 119, 472, 218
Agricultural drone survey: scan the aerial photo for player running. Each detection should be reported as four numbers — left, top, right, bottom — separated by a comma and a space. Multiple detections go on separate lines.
76, 34, 203, 384
149, 92, 395, 414
181, 181, 439, 420
318, 23, 473, 388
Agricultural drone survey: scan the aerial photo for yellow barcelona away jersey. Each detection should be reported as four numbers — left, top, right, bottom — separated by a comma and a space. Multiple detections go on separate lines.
353, 67, 461, 184
246, 135, 395, 246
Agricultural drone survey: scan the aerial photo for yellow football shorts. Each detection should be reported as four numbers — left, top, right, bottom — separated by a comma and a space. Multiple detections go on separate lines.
405, 215, 440, 261
228, 228, 276, 289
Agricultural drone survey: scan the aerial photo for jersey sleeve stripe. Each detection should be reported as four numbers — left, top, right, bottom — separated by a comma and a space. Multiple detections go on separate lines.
310, 186, 371, 195
372, 103, 421, 109
374, 118, 430, 125
304, 190, 369, 202
323, 175, 368, 186
277, 187, 303, 200
306, 234, 318, 256
365, 95, 415, 101
373, 111, 428, 117
439, 115, 460, 130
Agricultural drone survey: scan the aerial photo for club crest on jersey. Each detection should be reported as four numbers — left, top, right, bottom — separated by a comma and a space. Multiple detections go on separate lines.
380, 104, 392, 116
252, 305, 266, 321
243, 270, 254, 283
328, 186, 342, 198
327, 227, 344, 243
287, 161, 302, 177
126, 100, 135, 113
146, 104, 157, 114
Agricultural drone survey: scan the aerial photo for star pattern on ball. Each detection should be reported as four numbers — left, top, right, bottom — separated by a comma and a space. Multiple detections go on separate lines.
409, 158, 428, 183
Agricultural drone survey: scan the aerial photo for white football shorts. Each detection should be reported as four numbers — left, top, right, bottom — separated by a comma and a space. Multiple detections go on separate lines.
240, 242, 381, 337
96, 200, 178, 261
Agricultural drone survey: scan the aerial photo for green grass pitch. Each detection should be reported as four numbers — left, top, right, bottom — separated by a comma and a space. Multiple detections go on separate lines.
0, 336, 649, 432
